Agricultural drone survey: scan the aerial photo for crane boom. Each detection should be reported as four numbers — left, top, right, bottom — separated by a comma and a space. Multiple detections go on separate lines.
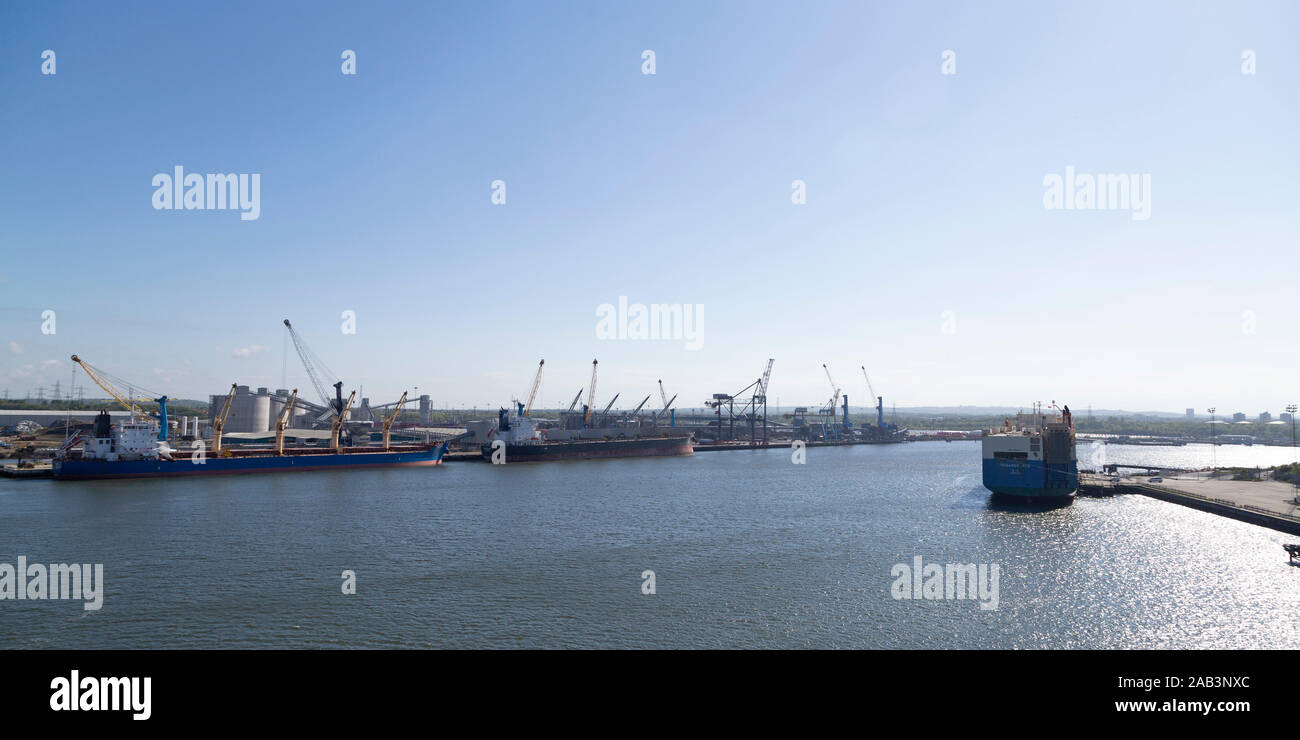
584, 359, 598, 426
212, 383, 238, 454
658, 379, 669, 409
596, 392, 619, 425
654, 393, 678, 422
523, 360, 544, 417
630, 394, 650, 416
860, 366, 877, 402
823, 363, 840, 410
758, 358, 774, 401
70, 355, 151, 421
283, 319, 341, 415
382, 390, 408, 450
275, 389, 299, 455
565, 388, 583, 414
330, 390, 357, 451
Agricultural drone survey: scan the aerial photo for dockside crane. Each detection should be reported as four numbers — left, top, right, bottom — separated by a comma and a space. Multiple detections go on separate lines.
820, 363, 843, 440
756, 358, 774, 444
212, 383, 238, 454
284, 319, 345, 422
274, 389, 299, 455
523, 360, 544, 417
822, 363, 840, 412
381, 391, 408, 450
861, 366, 883, 427
758, 359, 774, 404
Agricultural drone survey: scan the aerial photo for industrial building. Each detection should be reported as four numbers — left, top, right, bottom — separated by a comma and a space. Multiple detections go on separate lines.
206, 386, 310, 434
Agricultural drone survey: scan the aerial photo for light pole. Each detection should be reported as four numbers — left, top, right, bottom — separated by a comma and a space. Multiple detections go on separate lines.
1288, 404, 1297, 465
1207, 407, 1217, 478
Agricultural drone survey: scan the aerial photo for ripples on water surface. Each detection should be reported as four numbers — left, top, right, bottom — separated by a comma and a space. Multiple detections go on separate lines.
1, 442, 1297, 648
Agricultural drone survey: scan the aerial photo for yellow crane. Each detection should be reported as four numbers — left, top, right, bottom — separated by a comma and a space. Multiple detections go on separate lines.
523, 359, 544, 417
274, 389, 299, 456
70, 354, 152, 421
211, 383, 238, 454
583, 359, 598, 426
330, 390, 357, 451
381, 391, 408, 450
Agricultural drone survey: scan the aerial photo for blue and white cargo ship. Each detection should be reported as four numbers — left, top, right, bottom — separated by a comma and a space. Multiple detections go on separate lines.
53, 410, 446, 480
981, 403, 1078, 499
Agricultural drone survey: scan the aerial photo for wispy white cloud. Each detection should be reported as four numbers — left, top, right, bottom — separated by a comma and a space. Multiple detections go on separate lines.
7, 341, 23, 355
232, 345, 269, 359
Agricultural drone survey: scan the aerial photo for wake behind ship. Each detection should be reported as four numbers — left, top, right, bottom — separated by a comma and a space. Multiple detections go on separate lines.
981, 404, 1078, 499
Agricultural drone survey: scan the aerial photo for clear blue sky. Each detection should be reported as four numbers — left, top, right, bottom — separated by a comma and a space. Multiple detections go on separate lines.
1, 1, 1297, 414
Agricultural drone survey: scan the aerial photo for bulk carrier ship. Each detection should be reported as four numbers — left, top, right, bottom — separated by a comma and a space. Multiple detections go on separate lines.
481, 404, 693, 463
53, 410, 446, 480
981, 403, 1078, 499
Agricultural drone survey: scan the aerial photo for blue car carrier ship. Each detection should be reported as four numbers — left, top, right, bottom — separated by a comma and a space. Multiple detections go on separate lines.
981, 403, 1078, 499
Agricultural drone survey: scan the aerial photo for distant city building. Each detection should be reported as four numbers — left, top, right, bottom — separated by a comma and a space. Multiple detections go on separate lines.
1282, 412, 1295, 423
1232, 412, 1246, 423
1259, 411, 1272, 424
1185, 408, 1195, 419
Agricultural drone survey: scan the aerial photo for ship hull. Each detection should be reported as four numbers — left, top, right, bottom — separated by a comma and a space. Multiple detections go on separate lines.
53, 445, 446, 480
481, 435, 693, 462
981, 458, 1078, 498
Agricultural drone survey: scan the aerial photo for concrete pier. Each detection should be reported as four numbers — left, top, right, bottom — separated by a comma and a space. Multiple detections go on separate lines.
1081, 473, 1300, 535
